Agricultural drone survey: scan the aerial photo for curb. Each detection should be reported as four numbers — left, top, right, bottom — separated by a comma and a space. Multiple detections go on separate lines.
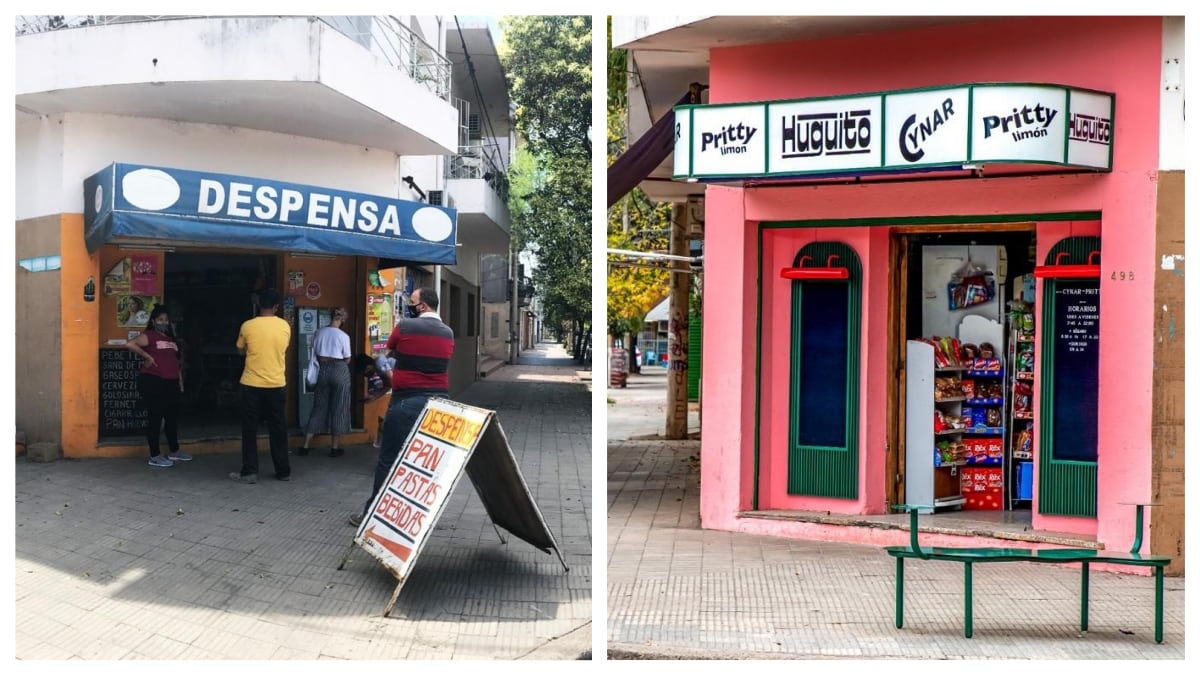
607, 643, 906, 661
516, 622, 592, 660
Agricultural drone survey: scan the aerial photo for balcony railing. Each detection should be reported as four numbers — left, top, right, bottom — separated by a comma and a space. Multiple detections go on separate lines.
15, 15, 452, 101
447, 144, 509, 201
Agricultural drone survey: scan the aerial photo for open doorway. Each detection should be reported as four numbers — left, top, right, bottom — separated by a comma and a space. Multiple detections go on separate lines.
165, 251, 278, 439
893, 226, 1037, 524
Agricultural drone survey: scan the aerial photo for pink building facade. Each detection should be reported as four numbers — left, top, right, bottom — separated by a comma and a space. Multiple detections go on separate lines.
694, 16, 1184, 571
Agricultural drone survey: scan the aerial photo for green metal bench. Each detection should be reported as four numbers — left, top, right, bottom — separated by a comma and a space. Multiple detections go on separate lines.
885, 503, 1171, 642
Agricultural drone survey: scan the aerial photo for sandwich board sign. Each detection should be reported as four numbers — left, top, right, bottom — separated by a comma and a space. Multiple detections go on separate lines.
339, 397, 567, 616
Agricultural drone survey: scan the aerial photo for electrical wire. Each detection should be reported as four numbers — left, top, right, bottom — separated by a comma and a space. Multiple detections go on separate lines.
453, 17, 504, 167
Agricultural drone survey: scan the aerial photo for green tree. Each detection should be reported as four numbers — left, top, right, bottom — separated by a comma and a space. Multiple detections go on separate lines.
501, 15, 592, 361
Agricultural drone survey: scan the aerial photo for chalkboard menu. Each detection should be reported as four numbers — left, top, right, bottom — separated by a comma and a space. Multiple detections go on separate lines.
1050, 280, 1099, 462
99, 347, 149, 438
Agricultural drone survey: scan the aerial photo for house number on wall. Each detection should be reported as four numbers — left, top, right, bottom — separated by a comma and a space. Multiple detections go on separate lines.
1110, 270, 1135, 281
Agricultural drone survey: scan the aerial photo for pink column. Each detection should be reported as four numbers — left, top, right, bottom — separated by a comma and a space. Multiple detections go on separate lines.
699, 186, 756, 528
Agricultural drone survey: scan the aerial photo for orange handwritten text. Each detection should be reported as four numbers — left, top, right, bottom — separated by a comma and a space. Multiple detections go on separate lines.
418, 410, 483, 449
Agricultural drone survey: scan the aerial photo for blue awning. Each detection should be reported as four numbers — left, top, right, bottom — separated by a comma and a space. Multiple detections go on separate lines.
83, 163, 457, 265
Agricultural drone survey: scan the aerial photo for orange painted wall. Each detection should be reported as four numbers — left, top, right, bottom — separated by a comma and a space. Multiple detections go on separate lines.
59, 215, 101, 457
57, 231, 376, 456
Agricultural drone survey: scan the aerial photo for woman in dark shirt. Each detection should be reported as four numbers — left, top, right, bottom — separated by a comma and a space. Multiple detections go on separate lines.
125, 305, 191, 467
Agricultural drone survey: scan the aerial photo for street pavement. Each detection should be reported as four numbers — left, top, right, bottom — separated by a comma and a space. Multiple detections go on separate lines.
14, 341, 591, 660
606, 371, 1186, 660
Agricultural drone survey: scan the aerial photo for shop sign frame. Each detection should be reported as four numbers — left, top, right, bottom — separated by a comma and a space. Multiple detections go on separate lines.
338, 397, 567, 617
673, 82, 1114, 182
83, 163, 459, 265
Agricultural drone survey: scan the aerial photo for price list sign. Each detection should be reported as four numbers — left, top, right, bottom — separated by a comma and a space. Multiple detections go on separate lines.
1050, 281, 1100, 462
99, 348, 149, 437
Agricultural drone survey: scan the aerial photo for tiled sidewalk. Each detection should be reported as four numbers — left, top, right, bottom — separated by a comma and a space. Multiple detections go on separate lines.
15, 344, 591, 660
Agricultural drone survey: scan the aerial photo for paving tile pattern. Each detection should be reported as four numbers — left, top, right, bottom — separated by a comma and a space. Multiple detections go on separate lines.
15, 344, 591, 660
607, 439, 1185, 659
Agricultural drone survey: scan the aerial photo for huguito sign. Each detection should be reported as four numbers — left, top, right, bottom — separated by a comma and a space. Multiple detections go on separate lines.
340, 397, 567, 617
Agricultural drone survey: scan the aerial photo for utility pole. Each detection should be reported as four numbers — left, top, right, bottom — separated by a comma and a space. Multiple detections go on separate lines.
509, 244, 519, 364
665, 203, 691, 439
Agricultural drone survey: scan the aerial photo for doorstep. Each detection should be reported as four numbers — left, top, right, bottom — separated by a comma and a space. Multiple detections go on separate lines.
739, 509, 1101, 549
478, 356, 507, 378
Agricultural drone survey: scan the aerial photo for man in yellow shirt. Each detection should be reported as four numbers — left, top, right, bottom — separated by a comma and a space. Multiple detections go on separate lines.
230, 288, 292, 483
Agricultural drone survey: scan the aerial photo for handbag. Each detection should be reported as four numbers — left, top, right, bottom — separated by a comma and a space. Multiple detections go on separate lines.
305, 345, 320, 387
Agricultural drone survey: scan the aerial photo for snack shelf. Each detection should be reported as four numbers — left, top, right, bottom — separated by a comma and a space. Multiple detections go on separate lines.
966, 370, 1005, 378
966, 397, 1004, 406
935, 366, 969, 372
963, 457, 1003, 466
960, 426, 1005, 436
933, 457, 967, 467
934, 396, 968, 403
1008, 287, 1037, 510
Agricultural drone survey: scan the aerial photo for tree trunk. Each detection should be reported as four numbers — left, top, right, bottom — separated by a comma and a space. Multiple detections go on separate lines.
665, 204, 691, 440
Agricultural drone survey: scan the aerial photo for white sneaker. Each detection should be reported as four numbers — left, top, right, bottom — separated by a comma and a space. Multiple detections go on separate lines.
166, 452, 193, 462
148, 456, 174, 468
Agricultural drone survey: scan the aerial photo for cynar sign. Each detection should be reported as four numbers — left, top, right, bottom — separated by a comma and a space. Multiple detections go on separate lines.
338, 397, 567, 617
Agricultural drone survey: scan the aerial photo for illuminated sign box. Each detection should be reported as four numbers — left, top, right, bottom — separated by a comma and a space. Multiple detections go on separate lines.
673, 83, 1113, 181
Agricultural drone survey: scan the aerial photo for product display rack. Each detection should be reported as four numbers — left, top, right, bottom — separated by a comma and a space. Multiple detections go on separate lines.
906, 341, 965, 512
906, 329, 1008, 513
1007, 300, 1037, 509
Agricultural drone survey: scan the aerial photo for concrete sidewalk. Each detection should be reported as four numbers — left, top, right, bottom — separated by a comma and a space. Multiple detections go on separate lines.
606, 379, 1185, 660
15, 343, 591, 660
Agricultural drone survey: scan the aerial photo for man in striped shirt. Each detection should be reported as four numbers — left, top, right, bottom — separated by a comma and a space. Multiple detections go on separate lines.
350, 287, 455, 526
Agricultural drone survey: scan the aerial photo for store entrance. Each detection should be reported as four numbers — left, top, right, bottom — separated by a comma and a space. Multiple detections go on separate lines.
894, 227, 1037, 523
165, 251, 278, 439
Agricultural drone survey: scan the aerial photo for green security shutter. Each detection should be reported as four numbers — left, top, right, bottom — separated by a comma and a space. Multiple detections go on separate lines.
688, 312, 702, 401
1038, 236, 1100, 518
787, 242, 861, 499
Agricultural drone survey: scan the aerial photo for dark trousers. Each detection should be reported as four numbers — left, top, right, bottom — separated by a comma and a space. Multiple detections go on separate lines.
364, 394, 431, 514
239, 384, 289, 478
137, 374, 180, 457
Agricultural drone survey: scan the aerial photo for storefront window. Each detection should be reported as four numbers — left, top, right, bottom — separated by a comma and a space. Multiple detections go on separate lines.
787, 242, 862, 499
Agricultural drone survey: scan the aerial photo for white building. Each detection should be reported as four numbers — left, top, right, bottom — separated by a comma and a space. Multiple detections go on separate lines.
15, 15, 513, 456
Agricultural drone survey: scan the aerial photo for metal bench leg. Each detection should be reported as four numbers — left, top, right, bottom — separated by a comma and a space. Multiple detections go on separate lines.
895, 557, 905, 629
1080, 562, 1089, 632
964, 562, 973, 639
1155, 566, 1164, 644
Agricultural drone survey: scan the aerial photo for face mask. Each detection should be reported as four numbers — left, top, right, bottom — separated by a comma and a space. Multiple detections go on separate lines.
407, 304, 423, 318
154, 321, 170, 333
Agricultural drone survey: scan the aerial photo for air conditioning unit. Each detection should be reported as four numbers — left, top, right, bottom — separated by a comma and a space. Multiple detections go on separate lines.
468, 113, 482, 140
